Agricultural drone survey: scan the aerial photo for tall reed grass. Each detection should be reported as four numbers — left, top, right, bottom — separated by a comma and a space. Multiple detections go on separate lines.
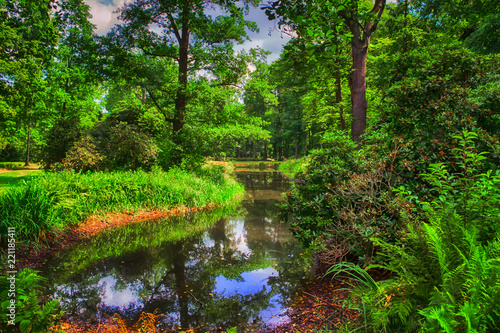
0, 165, 244, 244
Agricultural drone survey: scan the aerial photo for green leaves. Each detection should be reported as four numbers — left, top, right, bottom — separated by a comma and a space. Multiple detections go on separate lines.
0, 270, 64, 333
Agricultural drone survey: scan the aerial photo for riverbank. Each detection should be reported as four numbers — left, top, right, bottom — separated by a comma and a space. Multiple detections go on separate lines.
16, 203, 224, 270
272, 274, 357, 332
1, 163, 245, 266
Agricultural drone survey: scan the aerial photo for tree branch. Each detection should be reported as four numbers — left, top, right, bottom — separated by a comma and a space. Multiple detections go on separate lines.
144, 85, 175, 123
159, 0, 182, 43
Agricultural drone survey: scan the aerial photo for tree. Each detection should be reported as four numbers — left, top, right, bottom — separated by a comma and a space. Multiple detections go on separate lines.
108, 0, 259, 164
41, 0, 102, 168
410, 0, 500, 40
264, 0, 386, 142
0, 0, 58, 165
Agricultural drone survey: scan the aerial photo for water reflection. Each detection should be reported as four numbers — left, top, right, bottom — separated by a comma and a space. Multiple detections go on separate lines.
40, 172, 312, 331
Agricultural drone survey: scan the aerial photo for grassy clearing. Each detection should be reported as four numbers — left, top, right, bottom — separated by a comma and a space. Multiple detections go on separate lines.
0, 164, 244, 245
278, 158, 308, 178
0, 169, 43, 193
232, 160, 281, 170
0, 162, 40, 170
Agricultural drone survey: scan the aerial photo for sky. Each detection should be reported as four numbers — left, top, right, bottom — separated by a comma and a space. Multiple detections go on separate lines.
85, 0, 293, 63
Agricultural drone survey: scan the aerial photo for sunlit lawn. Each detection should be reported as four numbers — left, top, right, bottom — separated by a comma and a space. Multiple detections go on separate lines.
0, 167, 42, 193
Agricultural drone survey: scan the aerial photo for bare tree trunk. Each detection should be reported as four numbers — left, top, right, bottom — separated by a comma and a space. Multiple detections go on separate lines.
294, 130, 298, 159
349, 41, 368, 143
172, 2, 191, 165
303, 130, 307, 156
344, 0, 386, 143
25, 123, 31, 167
336, 67, 346, 131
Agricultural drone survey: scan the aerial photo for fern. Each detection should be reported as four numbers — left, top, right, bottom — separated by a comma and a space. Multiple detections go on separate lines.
337, 131, 500, 333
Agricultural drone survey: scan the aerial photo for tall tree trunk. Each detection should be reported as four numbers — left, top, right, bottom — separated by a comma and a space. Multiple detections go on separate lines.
349, 40, 368, 143
403, 0, 408, 53
303, 130, 307, 156
172, 4, 191, 165
294, 130, 298, 159
61, 77, 70, 117
25, 121, 31, 167
336, 67, 346, 130
263, 141, 268, 160
345, 0, 385, 143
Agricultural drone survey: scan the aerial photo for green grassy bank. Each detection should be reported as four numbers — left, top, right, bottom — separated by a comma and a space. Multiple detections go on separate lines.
0, 164, 244, 245
278, 158, 308, 178
0, 169, 42, 193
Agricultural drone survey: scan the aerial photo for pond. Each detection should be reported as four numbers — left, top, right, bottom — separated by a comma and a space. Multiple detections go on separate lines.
39, 171, 313, 332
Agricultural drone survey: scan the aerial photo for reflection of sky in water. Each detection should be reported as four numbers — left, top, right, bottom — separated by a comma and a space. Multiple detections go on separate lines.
215, 267, 289, 326
99, 276, 142, 308
42, 172, 311, 330
226, 219, 252, 256
215, 267, 278, 296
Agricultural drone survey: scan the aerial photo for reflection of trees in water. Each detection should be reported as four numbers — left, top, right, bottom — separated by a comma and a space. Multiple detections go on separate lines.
43, 172, 310, 331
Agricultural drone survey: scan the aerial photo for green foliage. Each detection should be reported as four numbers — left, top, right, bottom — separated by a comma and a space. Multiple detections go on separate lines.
279, 158, 308, 178
0, 269, 64, 333
58, 135, 103, 172
103, 122, 158, 171
0, 165, 244, 245
375, 45, 500, 195
340, 132, 500, 332
41, 117, 84, 170
280, 131, 406, 265
0, 179, 64, 243
465, 13, 500, 55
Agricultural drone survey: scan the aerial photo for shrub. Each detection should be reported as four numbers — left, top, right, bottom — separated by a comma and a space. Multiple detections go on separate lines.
41, 117, 83, 170
0, 269, 64, 333
103, 122, 158, 171
280, 131, 407, 266
58, 135, 103, 172
376, 45, 500, 195
335, 132, 500, 332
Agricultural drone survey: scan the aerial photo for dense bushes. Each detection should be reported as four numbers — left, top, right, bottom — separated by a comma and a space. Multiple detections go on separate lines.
280, 46, 500, 331
42, 102, 161, 172
282, 46, 500, 264
378, 46, 500, 185
335, 132, 500, 332
0, 164, 244, 244
280, 131, 407, 265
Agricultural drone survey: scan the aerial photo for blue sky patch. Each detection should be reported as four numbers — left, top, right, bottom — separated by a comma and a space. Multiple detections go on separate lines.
97, 0, 114, 6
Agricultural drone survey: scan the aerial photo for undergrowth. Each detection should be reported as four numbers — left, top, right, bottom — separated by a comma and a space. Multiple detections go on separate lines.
330, 132, 500, 332
0, 164, 244, 245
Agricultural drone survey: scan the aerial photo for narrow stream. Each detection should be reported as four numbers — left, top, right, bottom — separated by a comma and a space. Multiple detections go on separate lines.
39, 171, 313, 332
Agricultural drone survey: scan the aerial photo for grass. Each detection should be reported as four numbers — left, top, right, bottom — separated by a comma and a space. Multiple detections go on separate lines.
279, 158, 308, 178
0, 164, 244, 245
0, 169, 43, 193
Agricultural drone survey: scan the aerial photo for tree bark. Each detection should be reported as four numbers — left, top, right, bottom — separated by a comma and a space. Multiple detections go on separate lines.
303, 130, 307, 156
172, 1, 191, 165
344, 0, 386, 143
25, 122, 31, 167
294, 130, 298, 159
349, 40, 368, 143
335, 67, 346, 131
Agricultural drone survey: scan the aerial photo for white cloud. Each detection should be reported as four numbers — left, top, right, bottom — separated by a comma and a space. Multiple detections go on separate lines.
85, 0, 130, 35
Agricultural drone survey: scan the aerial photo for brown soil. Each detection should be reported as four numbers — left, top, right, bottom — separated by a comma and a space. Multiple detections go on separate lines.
270, 270, 358, 332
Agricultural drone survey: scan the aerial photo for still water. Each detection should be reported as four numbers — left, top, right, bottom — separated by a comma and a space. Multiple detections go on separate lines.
40, 171, 313, 332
